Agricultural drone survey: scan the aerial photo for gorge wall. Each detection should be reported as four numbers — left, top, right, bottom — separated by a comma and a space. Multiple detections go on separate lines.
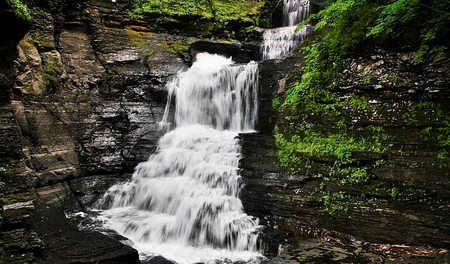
0, 0, 264, 262
240, 43, 450, 261
1, 0, 449, 263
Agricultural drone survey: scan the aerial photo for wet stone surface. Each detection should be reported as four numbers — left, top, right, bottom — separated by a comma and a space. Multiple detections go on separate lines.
263, 236, 448, 264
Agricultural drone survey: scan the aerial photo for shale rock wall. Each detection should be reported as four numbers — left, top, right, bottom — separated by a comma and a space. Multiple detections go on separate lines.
240, 47, 450, 258
1, 0, 449, 262
0, 0, 262, 262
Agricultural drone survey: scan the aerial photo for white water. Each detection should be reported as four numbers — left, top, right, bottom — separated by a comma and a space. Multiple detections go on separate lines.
92, 53, 262, 264
261, 0, 312, 60
283, 0, 310, 27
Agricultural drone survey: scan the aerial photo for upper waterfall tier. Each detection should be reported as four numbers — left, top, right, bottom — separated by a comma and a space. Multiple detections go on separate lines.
161, 53, 259, 132
261, 0, 312, 60
283, 0, 310, 27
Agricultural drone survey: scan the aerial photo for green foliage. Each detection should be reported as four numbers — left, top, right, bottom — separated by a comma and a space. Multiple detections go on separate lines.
125, 0, 261, 23
276, 2, 450, 170
272, 0, 450, 214
367, 0, 450, 64
128, 0, 212, 17
275, 121, 388, 185
321, 190, 362, 215
123, 0, 263, 38
6, 0, 32, 21
272, 97, 281, 109
390, 186, 399, 200
410, 101, 450, 159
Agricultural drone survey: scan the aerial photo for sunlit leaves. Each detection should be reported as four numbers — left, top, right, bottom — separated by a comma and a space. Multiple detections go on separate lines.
368, 0, 450, 64
126, 0, 261, 22
6, 0, 32, 21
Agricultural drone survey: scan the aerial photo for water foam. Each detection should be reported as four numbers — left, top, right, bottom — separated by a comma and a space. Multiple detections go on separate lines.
91, 53, 262, 263
261, 0, 312, 60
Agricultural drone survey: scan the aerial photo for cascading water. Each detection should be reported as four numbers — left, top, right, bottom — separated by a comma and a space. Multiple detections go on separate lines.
261, 0, 312, 60
91, 53, 262, 264
283, 0, 310, 27
79, 1, 314, 261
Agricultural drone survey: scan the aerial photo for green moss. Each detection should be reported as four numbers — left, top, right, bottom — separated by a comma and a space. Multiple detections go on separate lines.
131, 0, 212, 18
0, 164, 36, 206
18, 35, 37, 59
126, 0, 263, 38
127, 30, 155, 48
211, 0, 260, 20
42, 56, 62, 86
166, 38, 197, 54
274, 0, 450, 216
100, 69, 124, 94
407, 101, 450, 159
28, 29, 53, 48
128, 0, 261, 20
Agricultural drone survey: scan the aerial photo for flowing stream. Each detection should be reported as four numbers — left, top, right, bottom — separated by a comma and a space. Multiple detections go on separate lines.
88, 1, 311, 263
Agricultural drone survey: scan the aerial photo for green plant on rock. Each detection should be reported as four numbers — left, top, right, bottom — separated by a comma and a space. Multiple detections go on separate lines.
6, 0, 32, 21
124, 0, 263, 37
128, 0, 211, 18
100, 69, 124, 94
272, 0, 450, 215
367, 0, 450, 64
322, 191, 356, 215
408, 101, 450, 159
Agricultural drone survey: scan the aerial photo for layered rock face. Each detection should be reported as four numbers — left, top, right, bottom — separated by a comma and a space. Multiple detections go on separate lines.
240, 47, 450, 259
0, 0, 261, 262
1, 0, 449, 263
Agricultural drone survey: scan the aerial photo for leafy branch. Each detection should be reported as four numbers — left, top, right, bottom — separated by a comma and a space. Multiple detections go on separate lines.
6, 0, 32, 21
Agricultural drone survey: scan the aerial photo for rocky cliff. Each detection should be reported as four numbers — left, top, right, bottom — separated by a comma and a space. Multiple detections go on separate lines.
0, 0, 263, 262
240, 44, 450, 262
1, 0, 449, 263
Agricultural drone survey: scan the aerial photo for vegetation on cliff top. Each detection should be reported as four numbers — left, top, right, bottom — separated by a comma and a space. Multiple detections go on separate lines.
275, 0, 450, 214
122, 0, 262, 23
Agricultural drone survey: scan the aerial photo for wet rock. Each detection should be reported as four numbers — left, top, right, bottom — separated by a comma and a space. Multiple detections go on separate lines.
432, 252, 450, 264
0, 228, 44, 262
13, 34, 46, 96
257, 53, 303, 133
266, 239, 384, 264
12, 100, 81, 186
2, 201, 34, 225
59, 22, 105, 90
31, 182, 140, 263
0, 105, 23, 159
190, 41, 258, 63
240, 45, 450, 258
144, 255, 177, 264
69, 174, 131, 207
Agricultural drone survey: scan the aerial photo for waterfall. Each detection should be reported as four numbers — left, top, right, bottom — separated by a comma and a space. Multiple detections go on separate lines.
161, 53, 259, 132
92, 53, 262, 264
261, 0, 312, 60
283, 0, 310, 27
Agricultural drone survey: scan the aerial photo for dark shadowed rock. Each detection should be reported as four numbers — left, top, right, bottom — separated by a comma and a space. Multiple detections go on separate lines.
190, 41, 259, 64
31, 183, 140, 264
69, 174, 132, 207
142, 255, 176, 264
